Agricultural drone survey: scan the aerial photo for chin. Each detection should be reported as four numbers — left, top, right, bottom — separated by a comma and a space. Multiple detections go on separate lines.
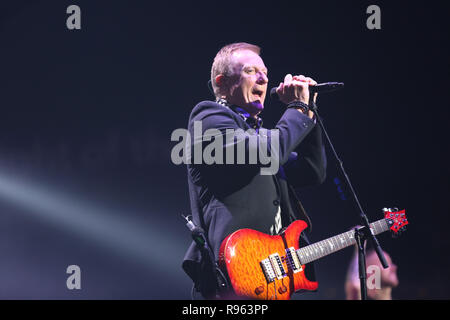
249, 101, 264, 112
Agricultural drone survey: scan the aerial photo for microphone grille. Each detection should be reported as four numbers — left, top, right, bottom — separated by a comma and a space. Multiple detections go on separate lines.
270, 87, 280, 101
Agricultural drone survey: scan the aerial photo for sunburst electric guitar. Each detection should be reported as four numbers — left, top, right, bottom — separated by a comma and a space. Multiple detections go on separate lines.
218, 208, 408, 300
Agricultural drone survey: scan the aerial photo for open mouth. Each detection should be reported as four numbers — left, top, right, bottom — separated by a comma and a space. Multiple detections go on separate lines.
252, 88, 264, 98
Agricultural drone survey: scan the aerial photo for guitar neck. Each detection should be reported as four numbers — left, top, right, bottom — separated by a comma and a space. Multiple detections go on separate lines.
296, 219, 389, 265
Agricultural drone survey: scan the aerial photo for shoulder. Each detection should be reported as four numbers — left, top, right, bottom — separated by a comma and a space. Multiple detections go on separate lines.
189, 100, 239, 122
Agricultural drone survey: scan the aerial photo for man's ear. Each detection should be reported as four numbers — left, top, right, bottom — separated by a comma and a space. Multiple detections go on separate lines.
215, 74, 226, 88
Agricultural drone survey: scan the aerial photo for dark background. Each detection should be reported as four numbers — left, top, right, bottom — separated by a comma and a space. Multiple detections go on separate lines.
0, 0, 448, 299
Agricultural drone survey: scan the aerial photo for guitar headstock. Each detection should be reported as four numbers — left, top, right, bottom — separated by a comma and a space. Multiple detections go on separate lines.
383, 208, 408, 237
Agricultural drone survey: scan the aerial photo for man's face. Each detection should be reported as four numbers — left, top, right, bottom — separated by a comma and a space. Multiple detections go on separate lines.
225, 49, 268, 117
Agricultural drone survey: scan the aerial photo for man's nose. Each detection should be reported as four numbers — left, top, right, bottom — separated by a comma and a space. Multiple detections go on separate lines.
257, 72, 268, 84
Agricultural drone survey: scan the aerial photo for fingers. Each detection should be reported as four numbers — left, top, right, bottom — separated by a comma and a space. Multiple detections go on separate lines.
313, 92, 318, 103
278, 74, 316, 104
276, 82, 284, 95
306, 77, 317, 86
293, 75, 317, 86
285, 74, 308, 89
293, 75, 307, 82
291, 77, 309, 91
284, 74, 293, 87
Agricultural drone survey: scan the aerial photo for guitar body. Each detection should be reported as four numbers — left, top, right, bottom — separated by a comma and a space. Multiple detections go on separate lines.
217, 209, 408, 300
218, 220, 318, 300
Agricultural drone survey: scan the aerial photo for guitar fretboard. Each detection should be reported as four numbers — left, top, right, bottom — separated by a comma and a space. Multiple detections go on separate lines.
296, 219, 389, 265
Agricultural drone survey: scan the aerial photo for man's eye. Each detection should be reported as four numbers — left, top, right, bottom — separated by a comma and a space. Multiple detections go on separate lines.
246, 68, 255, 73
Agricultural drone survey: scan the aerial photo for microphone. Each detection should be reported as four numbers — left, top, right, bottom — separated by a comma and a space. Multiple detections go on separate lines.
270, 82, 344, 100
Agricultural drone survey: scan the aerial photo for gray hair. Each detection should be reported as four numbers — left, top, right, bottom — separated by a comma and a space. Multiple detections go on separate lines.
210, 42, 261, 98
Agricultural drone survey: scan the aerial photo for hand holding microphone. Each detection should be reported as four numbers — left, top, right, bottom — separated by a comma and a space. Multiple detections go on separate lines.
276, 74, 317, 105
276, 74, 317, 118
272, 78, 344, 103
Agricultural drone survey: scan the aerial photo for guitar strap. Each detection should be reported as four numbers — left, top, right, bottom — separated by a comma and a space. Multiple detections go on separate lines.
287, 183, 313, 233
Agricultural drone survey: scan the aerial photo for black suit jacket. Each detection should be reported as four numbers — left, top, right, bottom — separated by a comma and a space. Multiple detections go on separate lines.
182, 100, 326, 295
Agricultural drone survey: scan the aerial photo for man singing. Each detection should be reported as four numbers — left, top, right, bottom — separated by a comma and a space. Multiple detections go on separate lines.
182, 42, 327, 299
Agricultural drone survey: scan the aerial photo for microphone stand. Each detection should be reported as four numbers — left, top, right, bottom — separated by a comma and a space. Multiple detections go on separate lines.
309, 96, 388, 300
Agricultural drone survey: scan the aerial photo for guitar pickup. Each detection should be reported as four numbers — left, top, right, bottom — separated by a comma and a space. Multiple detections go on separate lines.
269, 253, 286, 279
260, 258, 276, 283
285, 247, 303, 273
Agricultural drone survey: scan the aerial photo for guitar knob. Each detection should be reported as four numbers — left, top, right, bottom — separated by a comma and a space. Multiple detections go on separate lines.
278, 285, 287, 294
255, 286, 264, 295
